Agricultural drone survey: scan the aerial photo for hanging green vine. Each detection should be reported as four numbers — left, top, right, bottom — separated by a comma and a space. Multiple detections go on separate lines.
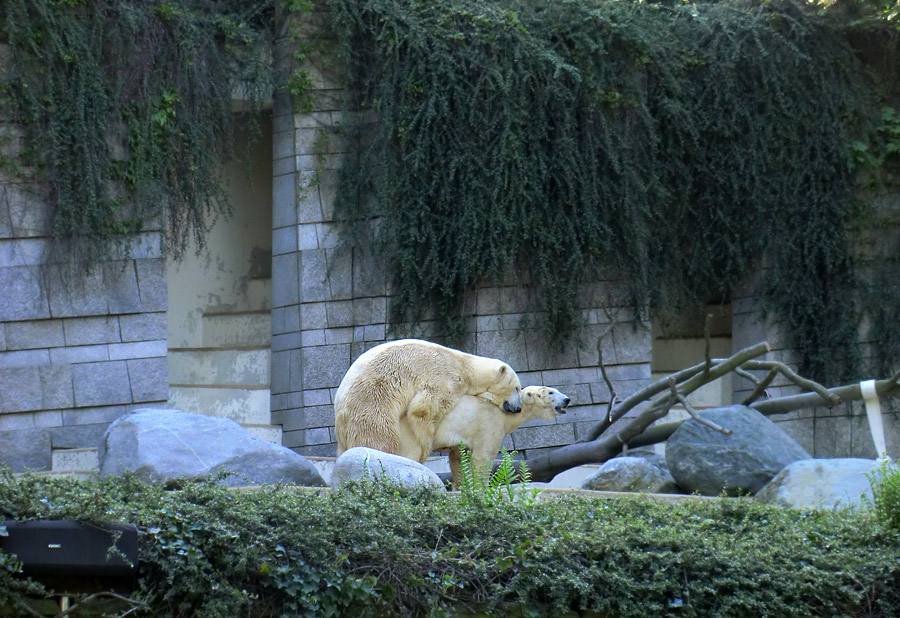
330, 0, 900, 382
0, 0, 275, 260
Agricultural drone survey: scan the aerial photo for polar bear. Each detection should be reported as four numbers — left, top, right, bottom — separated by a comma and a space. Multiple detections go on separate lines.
398, 385, 570, 488
334, 339, 523, 461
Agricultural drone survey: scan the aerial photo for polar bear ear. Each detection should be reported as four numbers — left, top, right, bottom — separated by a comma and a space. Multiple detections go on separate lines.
522, 389, 534, 403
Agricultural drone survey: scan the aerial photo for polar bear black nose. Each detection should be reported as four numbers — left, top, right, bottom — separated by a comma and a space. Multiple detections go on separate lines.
563, 397, 571, 406
503, 400, 522, 414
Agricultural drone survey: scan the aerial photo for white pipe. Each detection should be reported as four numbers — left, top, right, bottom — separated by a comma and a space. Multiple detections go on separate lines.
860, 379, 889, 462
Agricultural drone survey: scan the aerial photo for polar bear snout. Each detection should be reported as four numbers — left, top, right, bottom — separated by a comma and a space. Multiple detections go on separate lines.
546, 388, 570, 414
502, 400, 521, 414
503, 387, 523, 414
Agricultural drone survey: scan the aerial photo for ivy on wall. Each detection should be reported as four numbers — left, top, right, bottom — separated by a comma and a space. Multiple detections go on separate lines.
330, 0, 899, 382
0, 0, 275, 260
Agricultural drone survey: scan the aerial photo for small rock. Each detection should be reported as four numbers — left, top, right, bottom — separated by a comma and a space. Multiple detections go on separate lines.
331, 447, 445, 490
582, 456, 680, 494
755, 458, 889, 509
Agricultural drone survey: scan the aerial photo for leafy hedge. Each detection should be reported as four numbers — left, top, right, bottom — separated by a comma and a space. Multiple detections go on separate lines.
2, 471, 899, 617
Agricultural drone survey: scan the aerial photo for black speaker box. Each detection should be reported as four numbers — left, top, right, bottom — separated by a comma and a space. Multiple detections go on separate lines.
1, 520, 138, 590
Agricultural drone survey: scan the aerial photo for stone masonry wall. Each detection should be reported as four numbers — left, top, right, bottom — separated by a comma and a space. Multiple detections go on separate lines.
731, 270, 899, 459
0, 78, 168, 471
269, 8, 653, 460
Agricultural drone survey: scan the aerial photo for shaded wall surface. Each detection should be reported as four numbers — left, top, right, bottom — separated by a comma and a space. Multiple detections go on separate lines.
268, 7, 899, 462
732, 270, 899, 459
0, 192, 167, 471
268, 9, 654, 459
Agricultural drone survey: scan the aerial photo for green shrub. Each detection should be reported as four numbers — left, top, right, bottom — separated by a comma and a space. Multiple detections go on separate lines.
867, 458, 900, 532
1, 471, 900, 616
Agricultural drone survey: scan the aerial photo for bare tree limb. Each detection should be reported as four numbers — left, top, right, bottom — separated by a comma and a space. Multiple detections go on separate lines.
527, 341, 771, 481
676, 395, 733, 436
703, 313, 712, 374
663, 342, 771, 406
527, 333, 899, 483
596, 330, 617, 424
583, 341, 769, 442
751, 370, 900, 416
739, 360, 840, 406
628, 369, 900, 450
733, 366, 760, 385
740, 367, 778, 405
584, 363, 709, 441
669, 377, 733, 436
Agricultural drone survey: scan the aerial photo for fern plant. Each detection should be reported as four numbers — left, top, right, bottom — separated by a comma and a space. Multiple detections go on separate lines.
457, 445, 540, 507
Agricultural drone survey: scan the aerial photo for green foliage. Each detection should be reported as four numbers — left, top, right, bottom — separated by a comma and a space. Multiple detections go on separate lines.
0, 0, 276, 260
329, 0, 900, 382
282, 0, 318, 114
2, 471, 900, 616
458, 446, 540, 506
867, 459, 900, 532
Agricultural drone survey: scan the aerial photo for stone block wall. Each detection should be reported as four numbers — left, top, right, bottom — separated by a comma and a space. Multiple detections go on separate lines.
731, 270, 899, 459
0, 170, 167, 472
269, 8, 653, 460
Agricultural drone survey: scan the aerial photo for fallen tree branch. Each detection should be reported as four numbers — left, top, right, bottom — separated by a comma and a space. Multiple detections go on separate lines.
583, 341, 770, 442
596, 331, 617, 425
527, 341, 899, 482
739, 360, 840, 406
751, 369, 900, 416
628, 369, 900, 449
528, 342, 771, 481
740, 367, 777, 405
703, 313, 713, 374
733, 366, 760, 385
669, 377, 733, 436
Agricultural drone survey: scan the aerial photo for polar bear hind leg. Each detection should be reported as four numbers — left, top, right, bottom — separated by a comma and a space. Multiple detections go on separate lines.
404, 386, 457, 462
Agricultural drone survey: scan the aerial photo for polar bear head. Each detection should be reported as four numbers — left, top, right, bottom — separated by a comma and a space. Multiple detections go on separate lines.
521, 386, 571, 421
475, 361, 523, 414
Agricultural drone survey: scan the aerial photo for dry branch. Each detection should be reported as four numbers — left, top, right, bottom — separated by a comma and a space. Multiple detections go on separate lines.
583, 343, 769, 442
525, 333, 899, 482
596, 332, 618, 424
751, 369, 900, 416
740, 367, 777, 405
739, 360, 840, 406
526, 341, 771, 481
669, 377, 732, 436
629, 371, 900, 449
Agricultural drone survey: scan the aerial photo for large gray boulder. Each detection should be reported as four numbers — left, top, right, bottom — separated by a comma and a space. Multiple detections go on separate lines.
331, 447, 444, 490
582, 456, 680, 494
666, 405, 811, 496
99, 408, 325, 487
755, 458, 886, 509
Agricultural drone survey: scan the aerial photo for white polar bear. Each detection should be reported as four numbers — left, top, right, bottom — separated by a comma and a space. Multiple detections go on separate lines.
334, 339, 523, 462
399, 385, 570, 488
